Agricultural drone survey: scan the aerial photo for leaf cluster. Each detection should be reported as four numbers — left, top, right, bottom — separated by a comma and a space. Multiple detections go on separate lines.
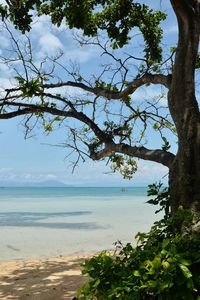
3, 0, 42, 33
15, 76, 41, 97
40, 0, 166, 63
3, 0, 166, 64
147, 182, 170, 215
110, 154, 137, 180
78, 208, 200, 300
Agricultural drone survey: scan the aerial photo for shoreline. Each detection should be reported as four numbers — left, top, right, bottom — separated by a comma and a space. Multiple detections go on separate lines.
0, 254, 94, 300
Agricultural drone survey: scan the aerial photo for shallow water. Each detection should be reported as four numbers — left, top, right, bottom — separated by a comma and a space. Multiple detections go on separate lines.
0, 187, 160, 260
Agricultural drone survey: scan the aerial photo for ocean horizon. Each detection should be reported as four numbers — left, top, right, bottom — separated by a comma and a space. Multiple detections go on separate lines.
0, 187, 161, 261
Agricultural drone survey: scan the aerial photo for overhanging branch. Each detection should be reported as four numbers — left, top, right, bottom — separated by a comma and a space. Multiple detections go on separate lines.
0, 100, 110, 142
5, 73, 170, 101
42, 73, 170, 99
90, 142, 175, 168
0, 99, 175, 168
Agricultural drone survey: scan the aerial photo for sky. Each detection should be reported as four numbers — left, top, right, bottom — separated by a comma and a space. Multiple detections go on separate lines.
0, 0, 179, 187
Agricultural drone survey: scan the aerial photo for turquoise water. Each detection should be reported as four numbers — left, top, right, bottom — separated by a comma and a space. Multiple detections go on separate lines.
0, 187, 160, 260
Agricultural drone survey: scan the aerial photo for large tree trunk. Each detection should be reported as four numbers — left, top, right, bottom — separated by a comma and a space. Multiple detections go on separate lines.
168, 0, 200, 214
169, 125, 200, 213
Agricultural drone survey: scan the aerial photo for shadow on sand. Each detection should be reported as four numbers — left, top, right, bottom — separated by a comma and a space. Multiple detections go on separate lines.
0, 256, 89, 300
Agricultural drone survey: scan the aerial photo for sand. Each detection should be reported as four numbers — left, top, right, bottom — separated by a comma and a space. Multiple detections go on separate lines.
0, 255, 90, 300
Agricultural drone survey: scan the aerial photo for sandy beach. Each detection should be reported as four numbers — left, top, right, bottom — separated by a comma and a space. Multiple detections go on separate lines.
0, 255, 90, 300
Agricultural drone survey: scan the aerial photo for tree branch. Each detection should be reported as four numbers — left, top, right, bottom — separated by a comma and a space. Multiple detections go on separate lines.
1, 74, 168, 101
0, 100, 110, 142
0, 97, 175, 167
90, 142, 175, 168
42, 73, 170, 100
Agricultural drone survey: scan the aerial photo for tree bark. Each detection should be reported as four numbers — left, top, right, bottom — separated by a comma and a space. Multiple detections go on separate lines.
169, 0, 200, 213
169, 130, 200, 213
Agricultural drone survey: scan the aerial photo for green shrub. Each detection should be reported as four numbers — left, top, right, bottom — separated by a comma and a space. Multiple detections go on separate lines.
77, 184, 200, 299
77, 212, 200, 299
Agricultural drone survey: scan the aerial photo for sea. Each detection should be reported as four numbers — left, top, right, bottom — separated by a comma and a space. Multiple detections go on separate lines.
0, 187, 162, 261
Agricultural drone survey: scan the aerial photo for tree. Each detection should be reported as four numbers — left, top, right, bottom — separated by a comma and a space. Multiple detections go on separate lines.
0, 0, 200, 216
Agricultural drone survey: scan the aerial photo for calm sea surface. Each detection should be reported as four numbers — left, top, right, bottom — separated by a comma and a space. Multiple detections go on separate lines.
0, 187, 161, 260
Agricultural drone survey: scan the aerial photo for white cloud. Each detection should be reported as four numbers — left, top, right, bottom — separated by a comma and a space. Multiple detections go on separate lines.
0, 168, 16, 180
44, 173, 57, 180
0, 78, 13, 95
136, 161, 168, 181
62, 45, 98, 64
131, 85, 168, 106
38, 33, 63, 55
31, 15, 52, 37
30, 14, 98, 63
0, 168, 58, 182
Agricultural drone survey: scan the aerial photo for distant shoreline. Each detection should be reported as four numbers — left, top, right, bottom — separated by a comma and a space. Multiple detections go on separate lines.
0, 185, 148, 188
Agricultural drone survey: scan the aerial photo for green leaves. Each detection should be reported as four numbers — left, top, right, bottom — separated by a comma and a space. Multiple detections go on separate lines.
110, 154, 137, 180
7, 0, 42, 33
147, 181, 170, 215
44, 123, 53, 132
162, 136, 171, 151
0, 4, 8, 20
179, 264, 192, 279
6, 1, 166, 64
15, 76, 41, 97
95, 80, 118, 92
78, 209, 200, 300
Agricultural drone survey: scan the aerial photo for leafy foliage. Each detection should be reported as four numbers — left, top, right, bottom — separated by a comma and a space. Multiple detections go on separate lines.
161, 137, 171, 151
147, 182, 170, 215
77, 208, 200, 300
15, 76, 41, 97
76, 186, 200, 299
2, 0, 166, 63
110, 154, 137, 179
0, 4, 7, 20
1, 0, 42, 33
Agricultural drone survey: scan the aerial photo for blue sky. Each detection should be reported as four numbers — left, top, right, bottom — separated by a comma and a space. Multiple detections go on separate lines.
0, 1, 179, 186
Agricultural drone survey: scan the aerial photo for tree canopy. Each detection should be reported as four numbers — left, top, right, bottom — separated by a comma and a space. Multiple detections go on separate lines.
2, 0, 166, 63
0, 0, 199, 213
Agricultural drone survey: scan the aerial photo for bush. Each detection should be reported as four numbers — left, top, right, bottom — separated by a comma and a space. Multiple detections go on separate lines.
77, 183, 200, 299
77, 211, 200, 299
